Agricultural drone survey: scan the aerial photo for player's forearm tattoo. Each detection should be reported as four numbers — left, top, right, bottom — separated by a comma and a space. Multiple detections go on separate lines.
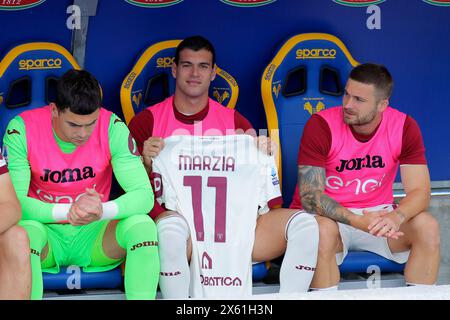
298, 165, 350, 225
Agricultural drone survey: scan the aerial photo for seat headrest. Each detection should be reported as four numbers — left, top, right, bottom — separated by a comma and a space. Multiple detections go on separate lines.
120, 40, 239, 124
0, 42, 80, 147
261, 33, 359, 204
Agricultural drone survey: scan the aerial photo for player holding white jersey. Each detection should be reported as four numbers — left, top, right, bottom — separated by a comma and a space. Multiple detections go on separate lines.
153, 135, 281, 297
129, 36, 319, 298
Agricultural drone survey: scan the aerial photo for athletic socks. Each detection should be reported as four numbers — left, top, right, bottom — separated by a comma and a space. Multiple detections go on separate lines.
279, 212, 319, 293
157, 215, 191, 298
310, 285, 339, 291
19, 220, 49, 300
116, 215, 160, 300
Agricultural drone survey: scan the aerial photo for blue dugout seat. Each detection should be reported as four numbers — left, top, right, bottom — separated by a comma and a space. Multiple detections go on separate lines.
0, 42, 123, 291
43, 267, 123, 291
261, 33, 405, 274
120, 39, 239, 124
340, 251, 405, 273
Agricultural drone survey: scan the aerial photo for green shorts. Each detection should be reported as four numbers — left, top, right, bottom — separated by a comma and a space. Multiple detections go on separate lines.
43, 221, 123, 274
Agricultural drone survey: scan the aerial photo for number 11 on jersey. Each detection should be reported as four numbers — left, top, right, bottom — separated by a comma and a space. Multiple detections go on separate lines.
183, 176, 227, 243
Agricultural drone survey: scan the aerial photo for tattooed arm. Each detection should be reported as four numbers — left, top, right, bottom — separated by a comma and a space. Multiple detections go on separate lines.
298, 165, 368, 230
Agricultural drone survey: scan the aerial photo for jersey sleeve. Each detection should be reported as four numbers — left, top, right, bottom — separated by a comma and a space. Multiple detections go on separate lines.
108, 113, 154, 219
151, 159, 178, 211
297, 114, 332, 167
234, 111, 256, 136
399, 115, 427, 165
128, 109, 154, 155
3, 116, 59, 223
258, 154, 283, 214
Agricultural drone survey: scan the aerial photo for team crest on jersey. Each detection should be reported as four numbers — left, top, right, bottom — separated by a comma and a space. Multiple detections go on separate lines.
333, 0, 386, 6
423, 0, 450, 6
221, 0, 276, 7
124, 0, 183, 8
0, 0, 46, 10
152, 172, 163, 198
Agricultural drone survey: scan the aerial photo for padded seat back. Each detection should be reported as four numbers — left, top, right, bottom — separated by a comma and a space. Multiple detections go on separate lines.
0, 42, 80, 148
261, 33, 358, 205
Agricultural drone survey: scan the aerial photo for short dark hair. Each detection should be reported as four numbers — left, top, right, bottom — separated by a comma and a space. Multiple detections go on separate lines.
174, 35, 216, 66
349, 63, 393, 101
55, 69, 102, 115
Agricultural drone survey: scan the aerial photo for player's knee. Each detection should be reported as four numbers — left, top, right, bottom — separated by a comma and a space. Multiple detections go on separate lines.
154, 210, 180, 224
17, 220, 48, 254
410, 212, 440, 250
286, 212, 319, 245
119, 214, 156, 233
157, 214, 189, 236
157, 215, 190, 258
116, 215, 158, 249
19, 220, 46, 240
316, 217, 340, 256
19, 220, 45, 232
0, 225, 30, 263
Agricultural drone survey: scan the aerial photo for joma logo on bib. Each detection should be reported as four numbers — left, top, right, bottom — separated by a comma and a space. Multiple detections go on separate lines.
335, 155, 385, 172
40, 166, 96, 183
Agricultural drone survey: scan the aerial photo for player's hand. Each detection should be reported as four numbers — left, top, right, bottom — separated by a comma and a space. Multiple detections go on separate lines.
68, 204, 96, 226
76, 188, 103, 215
142, 137, 165, 169
68, 188, 103, 225
142, 137, 165, 158
366, 209, 405, 239
255, 136, 277, 156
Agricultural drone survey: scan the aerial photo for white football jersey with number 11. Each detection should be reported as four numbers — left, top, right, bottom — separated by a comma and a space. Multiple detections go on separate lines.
152, 134, 281, 298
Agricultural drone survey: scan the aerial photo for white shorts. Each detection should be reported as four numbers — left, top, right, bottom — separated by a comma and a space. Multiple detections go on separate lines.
335, 204, 410, 266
